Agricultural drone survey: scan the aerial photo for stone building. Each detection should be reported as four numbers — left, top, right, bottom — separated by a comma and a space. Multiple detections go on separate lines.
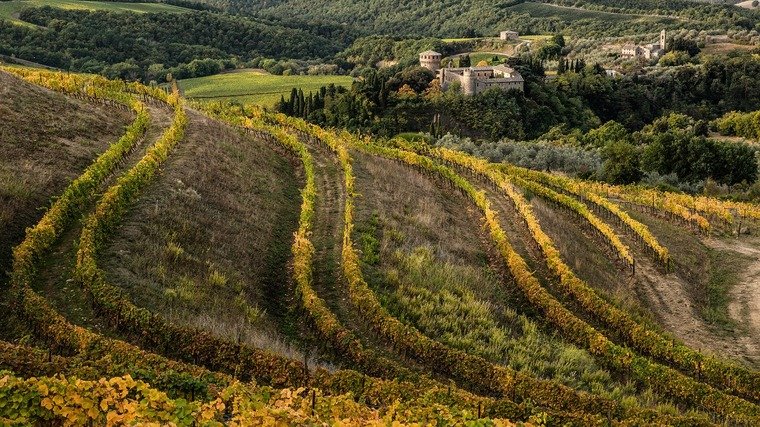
500, 30, 519, 41
419, 50, 442, 72
622, 30, 667, 60
438, 64, 524, 95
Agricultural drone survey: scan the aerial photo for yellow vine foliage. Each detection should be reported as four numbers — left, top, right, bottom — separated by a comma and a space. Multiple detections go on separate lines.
2, 372, 527, 426
257, 110, 625, 423
429, 146, 760, 409
358, 143, 760, 424
499, 164, 670, 266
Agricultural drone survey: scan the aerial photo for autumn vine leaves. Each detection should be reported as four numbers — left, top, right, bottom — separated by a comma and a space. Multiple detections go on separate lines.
4, 68, 760, 425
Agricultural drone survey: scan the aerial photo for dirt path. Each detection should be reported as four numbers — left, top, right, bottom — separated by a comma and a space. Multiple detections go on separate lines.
305, 139, 348, 322
447, 51, 513, 58
533, 182, 760, 368
634, 255, 760, 367
621, 229, 760, 368
704, 237, 760, 341
469, 168, 760, 368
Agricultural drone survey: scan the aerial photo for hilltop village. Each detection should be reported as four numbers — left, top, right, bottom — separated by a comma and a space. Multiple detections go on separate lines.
418, 29, 671, 96
418, 29, 526, 97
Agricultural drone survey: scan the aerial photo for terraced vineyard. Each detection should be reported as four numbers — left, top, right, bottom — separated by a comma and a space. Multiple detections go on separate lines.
3, 67, 760, 425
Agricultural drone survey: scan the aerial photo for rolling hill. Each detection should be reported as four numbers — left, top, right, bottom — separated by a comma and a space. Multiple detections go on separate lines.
2, 66, 760, 424
201, 0, 759, 38
0, 70, 133, 280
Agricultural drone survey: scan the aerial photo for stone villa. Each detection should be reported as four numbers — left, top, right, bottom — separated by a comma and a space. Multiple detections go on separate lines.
500, 30, 519, 41
419, 51, 524, 95
622, 30, 667, 60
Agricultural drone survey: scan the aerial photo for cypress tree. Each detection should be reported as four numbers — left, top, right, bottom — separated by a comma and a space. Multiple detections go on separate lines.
306, 93, 314, 119
278, 94, 288, 114
288, 88, 298, 116
298, 89, 305, 117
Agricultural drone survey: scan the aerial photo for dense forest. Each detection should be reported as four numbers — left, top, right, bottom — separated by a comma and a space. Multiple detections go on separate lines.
715, 109, 760, 141
1, 0, 758, 81
277, 55, 760, 139
0, 7, 342, 81
200, 0, 760, 37
436, 113, 759, 190
276, 53, 760, 188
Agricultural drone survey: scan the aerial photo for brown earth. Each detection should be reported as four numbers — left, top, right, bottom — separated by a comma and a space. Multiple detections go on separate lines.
100, 110, 305, 359
0, 71, 133, 279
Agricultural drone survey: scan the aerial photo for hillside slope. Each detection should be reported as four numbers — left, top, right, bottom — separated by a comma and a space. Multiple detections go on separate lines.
0, 71, 133, 279
204, 0, 757, 37
100, 109, 305, 358
4, 69, 760, 425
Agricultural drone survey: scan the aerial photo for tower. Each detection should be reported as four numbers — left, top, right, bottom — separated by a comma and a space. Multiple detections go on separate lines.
419, 50, 442, 73
660, 30, 666, 51
461, 68, 477, 96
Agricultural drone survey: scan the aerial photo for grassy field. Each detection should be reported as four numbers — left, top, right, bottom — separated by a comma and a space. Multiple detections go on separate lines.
442, 37, 481, 43
469, 52, 509, 65
444, 52, 510, 67
178, 69, 354, 107
508, 2, 674, 23
520, 34, 554, 42
0, 0, 187, 25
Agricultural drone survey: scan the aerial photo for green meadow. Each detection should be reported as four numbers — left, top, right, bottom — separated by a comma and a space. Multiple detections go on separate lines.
508, 2, 677, 23
178, 69, 354, 107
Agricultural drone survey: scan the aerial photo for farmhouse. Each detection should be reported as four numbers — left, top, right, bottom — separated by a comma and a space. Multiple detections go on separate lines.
500, 30, 520, 41
438, 64, 524, 95
622, 30, 667, 60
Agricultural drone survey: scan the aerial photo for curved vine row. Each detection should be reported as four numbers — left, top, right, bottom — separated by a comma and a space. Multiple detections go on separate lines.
70, 98, 316, 388
432, 147, 760, 406
583, 181, 712, 233
201, 104, 428, 385
356, 142, 760, 425
255, 111, 642, 424
2, 67, 170, 107
3, 75, 537, 424
6, 74, 235, 398
508, 172, 634, 270
500, 164, 670, 267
